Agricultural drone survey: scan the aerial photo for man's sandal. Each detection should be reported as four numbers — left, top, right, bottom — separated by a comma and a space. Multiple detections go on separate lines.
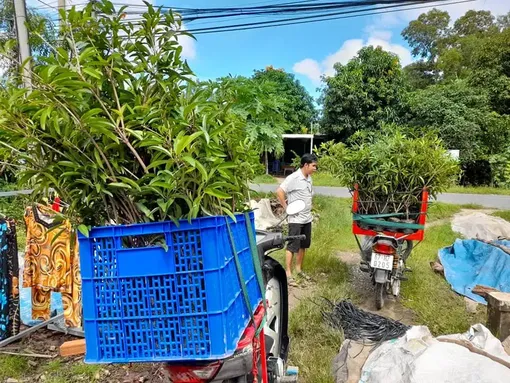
288, 277, 299, 287
297, 271, 313, 282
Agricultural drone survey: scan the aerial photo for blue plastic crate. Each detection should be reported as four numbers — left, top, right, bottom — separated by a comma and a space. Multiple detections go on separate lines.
78, 212, 262, 363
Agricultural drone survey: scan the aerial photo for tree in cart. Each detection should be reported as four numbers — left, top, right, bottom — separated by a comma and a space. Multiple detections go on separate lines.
318, 128, 460, 309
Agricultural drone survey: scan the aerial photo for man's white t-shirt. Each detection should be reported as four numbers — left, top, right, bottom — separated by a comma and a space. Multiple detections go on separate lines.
279, 169, 313, 224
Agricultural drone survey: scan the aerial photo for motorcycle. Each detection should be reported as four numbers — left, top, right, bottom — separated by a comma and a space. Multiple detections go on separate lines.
164, 200, 306, 383
360, 235, 413, 310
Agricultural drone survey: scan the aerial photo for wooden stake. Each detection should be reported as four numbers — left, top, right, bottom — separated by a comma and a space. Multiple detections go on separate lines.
60, 339, 86, 357
0, 351, 56, 358
472, 285, 500, 299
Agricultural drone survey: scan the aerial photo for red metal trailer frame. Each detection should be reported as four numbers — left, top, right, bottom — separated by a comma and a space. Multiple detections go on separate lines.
351, 185, 429, 241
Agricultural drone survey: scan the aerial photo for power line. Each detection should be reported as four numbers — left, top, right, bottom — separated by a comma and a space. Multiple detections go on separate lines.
115, 0, 465, 25
115, 0, 473, 34
34, 0, 59, 11
191, 0, 475, 34
50, 0, 476, 42
120, 1, 419, 24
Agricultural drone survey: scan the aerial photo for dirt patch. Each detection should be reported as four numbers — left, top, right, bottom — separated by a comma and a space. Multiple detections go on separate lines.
288, 282, 317, 311
336, 251, 416, 325
287, 272, 332, 311
1, 327, 168, 383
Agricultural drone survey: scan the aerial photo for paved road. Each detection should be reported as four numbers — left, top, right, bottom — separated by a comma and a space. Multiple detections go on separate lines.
251, 183, 510, 209
0, 189, 32, 197
4, 185, 510, 209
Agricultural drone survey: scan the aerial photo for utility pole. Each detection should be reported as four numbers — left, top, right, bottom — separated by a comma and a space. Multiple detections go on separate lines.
13, 0, 31, 89
58, 0, 66, 26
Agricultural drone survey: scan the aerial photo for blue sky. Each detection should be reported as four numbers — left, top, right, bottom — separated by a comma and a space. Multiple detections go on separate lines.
164, 0, 510, 98
28, 0, 510, 98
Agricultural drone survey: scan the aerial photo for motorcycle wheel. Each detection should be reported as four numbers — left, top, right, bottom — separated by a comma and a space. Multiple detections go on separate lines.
265, 275, 283, 357
375, 282, 385, 310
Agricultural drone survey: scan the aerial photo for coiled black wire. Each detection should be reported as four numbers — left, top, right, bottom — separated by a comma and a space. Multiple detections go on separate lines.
322, 300, 410, 342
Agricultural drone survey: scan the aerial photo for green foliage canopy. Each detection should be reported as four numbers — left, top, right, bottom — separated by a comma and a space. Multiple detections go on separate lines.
320, 46, 407, 140
252, 66, 317, 133
0, 1, 259, 227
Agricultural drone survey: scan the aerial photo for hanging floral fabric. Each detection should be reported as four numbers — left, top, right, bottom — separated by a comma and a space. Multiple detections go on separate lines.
6, 218, 19, 336
0, 217, 19, 340
0, 219, 9, 340
62, 236, 82, 328
23, 204, 82, 328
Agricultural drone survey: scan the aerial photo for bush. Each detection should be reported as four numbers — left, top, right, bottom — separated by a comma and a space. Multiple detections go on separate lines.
318, 129, 460, 216
0, 2, 259, 228
314, 141, 347, 176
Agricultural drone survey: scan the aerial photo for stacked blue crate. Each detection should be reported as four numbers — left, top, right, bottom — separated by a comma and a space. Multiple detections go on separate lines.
78, 212, 262, 363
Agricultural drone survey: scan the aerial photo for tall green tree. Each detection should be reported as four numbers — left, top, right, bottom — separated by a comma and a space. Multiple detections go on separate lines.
401, 8, 450, 61
252, 66, 316, 133
320, 46, 407, 140
498, 12, 510, 30
403, 60, 437, 89
468, 27, 510, 115
453, 10, 496, 37
408, 80, 510, 165
205, 75, 287, 174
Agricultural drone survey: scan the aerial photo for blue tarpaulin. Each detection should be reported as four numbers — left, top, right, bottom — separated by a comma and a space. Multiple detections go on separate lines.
439, 239, 510, 304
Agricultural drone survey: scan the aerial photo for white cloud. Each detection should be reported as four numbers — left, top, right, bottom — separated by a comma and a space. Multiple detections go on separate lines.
293, 31, 411, 84
293, 59, 322, 83
177, 27, 197, 61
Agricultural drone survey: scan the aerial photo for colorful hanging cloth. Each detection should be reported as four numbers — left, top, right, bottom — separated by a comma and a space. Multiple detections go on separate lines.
0, 218, 20, 340
5, 218, 19, 336
23, 205, 82, 327
0, 219, 9, 339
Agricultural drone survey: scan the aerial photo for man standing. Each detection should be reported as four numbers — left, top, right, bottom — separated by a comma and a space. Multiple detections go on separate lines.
276, 153, 317, 286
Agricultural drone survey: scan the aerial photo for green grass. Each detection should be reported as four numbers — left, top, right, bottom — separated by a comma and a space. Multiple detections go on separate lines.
0, 356, 28, 380
492, 210, 510, 222
402, 223, 486, 335
0, 356, 103, 383
43, 361, 101, 382
280, 196, 355, 383
310, 172, 343, 187
253, 174, 278, 184
447, 185, 510, 195
69, 363, 102, 377
427, 202, 462, 222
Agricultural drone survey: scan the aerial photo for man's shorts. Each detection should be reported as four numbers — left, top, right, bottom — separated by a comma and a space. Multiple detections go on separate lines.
287, 222, 312, 253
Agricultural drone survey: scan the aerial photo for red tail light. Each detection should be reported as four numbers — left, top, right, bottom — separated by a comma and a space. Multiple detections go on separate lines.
164, 361, 222, 383
373, 241, 396, 255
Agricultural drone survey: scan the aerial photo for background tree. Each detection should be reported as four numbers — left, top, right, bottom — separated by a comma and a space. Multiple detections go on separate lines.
0, 2, 261, 226
0, 0, 57, 77
205, 75, 287, 174
401, 8, 510, 185
401, 8, 450, 61
452, 10, 496, 37
498, 12, 510, 30
403, 61, 436, 89
252, 66, 317, 133
407, 80, 505, 164
320, 46, 407, 140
